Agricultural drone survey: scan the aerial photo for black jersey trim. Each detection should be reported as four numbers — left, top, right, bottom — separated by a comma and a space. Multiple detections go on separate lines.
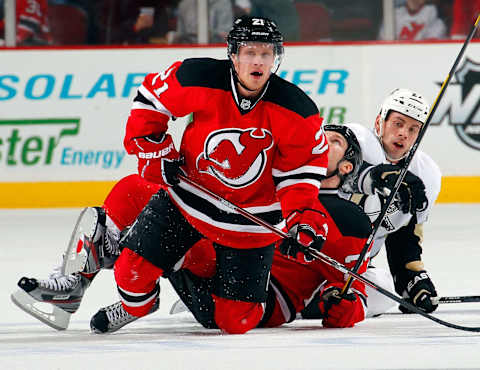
263, 74, 319, 119
273, 172, 325, 187
117, 283, 160, 304
176, 58, 231, 91
133, 91, 156, 108
319, 194, 372, 238
169, 184, 283, 228
176, 58, 318, 119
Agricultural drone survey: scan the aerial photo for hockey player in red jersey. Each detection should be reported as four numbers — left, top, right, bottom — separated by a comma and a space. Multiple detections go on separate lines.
0, 0, 52, 46
94, 16, 329, 335
255, 124, 370, 328
11, 124, 368, 331
11, 17, 329, 333
166, 124, 371, 329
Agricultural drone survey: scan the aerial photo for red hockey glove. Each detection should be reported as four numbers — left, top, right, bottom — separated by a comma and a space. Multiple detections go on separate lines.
133, 133, 182, 186
318, 282, 366, 328
279, 209, 328, 262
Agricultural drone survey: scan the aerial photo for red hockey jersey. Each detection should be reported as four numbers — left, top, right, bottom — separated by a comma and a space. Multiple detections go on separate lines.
124, 58, 329, 248
265, 189, 372, 325
0, 0, 51, 45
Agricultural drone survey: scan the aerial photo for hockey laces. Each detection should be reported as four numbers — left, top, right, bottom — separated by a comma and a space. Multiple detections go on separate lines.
104, 219, 121, 256
105, 302, 133, 326
104, 229, 120, 256
39, 268, 80, 291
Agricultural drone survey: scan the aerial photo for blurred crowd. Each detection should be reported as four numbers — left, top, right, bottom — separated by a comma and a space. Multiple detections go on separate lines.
0, 0, 479, 47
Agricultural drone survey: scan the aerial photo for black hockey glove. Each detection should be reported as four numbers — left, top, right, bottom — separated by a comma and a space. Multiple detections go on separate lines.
397, 269, 438, 314
161, 156, 185, 186
361, 164, 428, 215
279, 209, 328, 262
278, 226, 325, 262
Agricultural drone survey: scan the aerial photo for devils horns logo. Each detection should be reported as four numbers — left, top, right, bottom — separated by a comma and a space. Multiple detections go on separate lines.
197, 128, 273, 188
431, 58, 480, 150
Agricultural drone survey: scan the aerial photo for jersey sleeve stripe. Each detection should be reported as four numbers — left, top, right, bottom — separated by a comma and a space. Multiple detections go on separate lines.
275, 178, 321, 192
272, 165, 327, 177
168, 182, 284, 233
138, 85, 173, 118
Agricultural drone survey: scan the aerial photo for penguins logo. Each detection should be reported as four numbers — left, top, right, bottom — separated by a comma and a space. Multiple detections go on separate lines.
197, 128, 273, 188
431, 58, 480, 150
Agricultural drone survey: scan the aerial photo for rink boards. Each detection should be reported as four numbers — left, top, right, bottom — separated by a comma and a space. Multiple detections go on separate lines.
1, 41, 480, 207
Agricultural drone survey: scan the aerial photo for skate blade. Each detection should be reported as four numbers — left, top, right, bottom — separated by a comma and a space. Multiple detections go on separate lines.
169, 299, 189, 315
11, 289, 71, 331
62, 208, 98, 275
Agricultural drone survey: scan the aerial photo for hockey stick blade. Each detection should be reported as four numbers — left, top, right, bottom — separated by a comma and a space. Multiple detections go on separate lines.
435, 295, 480, 305
306, 248, 480, 332
177, 175, 480, 332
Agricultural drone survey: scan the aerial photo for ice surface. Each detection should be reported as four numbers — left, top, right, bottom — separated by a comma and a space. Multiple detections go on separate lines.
1, 204, 480, 370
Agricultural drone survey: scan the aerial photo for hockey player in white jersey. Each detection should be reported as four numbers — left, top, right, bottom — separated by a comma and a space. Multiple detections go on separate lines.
343, 88, 441, 316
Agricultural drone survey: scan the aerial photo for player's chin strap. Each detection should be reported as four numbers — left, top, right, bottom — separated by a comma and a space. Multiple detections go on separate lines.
177, 174, 480, 333
321, 160, 349, 187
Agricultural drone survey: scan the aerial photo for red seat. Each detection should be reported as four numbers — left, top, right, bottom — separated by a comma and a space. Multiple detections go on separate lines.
48, 4, 88, 45
295, 2, 331, 41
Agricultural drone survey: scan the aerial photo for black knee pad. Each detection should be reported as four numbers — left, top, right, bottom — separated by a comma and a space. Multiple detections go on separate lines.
213, 244, 274, 303
122, 190, 202, 273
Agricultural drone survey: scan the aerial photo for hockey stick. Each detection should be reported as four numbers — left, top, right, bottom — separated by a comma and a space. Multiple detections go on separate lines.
341, 14, 480, 296
436, 295, 480, 305
178, 174, 480, 332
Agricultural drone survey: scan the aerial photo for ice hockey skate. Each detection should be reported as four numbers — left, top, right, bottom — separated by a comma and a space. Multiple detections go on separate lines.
10, 269, 93, 330
62, 207, 119, 275
90, 297, 160, 334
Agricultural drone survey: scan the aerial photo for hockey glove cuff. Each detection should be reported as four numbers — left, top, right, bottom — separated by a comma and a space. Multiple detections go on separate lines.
279, 209, 328, 262
398, 269, 438, 314
318, 282, 366, 328
134, 133, 181, 185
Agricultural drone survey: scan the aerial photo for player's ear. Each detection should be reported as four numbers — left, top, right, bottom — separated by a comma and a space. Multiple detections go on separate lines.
374, 115, 382, 135
339, 160, 353, 176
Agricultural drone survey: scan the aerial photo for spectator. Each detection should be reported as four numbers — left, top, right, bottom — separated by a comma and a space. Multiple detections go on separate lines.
379, 0, 447, 40
93, 0, 177, 44
250, 0, 299, 41
319, 0, 382, 41
450, 0, 480, 39
169, 0, 233, 44
233, 0, 251, 17
0, 0, 52, 46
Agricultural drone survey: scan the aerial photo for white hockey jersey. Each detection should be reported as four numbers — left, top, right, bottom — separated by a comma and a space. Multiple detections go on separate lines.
341, 123, 442, 258
379, 4, 447, 41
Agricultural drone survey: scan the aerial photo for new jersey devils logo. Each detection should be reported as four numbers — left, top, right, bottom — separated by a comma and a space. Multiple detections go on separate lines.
197, 128, 274, 188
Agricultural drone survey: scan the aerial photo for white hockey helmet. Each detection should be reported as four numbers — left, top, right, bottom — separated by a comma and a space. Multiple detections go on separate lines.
376, 88, 430, 161
379, 88, 430, 125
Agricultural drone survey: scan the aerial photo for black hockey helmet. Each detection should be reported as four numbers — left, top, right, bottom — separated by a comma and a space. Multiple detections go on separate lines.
227, 16, 284, 71
324, 124, 363, 186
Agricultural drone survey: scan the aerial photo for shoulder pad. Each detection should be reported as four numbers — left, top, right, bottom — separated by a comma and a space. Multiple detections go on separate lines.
176, 58, 230, 90
264, 75, 319, 118
320, 195, 372, 238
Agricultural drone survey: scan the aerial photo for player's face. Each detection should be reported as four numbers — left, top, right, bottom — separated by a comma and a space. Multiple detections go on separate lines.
406, 0, 426, 13
376, 111, 422, 162
232, 42, 275, 96
326, 131, 349, 176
